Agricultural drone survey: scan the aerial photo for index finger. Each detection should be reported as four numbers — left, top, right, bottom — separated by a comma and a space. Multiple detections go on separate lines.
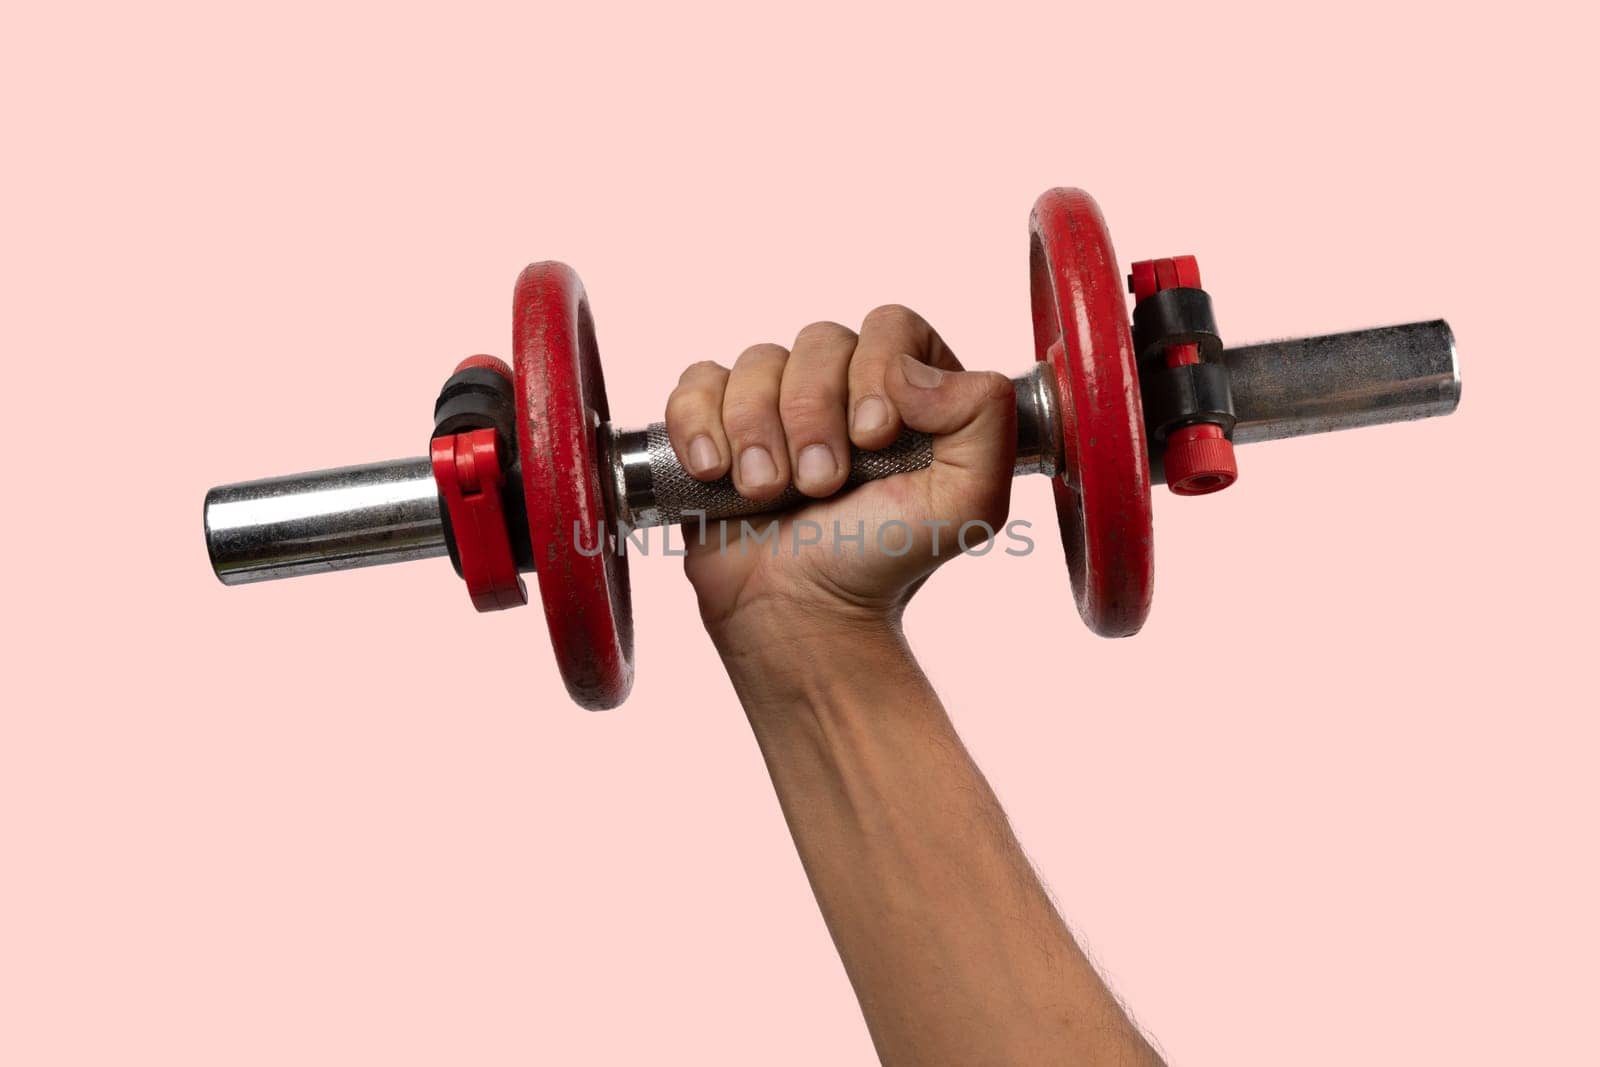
848, 304, 963, 450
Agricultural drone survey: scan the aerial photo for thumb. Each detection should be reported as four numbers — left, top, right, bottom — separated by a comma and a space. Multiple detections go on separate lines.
885, 353, 1015, 524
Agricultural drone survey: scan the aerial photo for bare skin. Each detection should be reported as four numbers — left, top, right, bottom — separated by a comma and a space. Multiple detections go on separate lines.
665, 306, 1164, 1066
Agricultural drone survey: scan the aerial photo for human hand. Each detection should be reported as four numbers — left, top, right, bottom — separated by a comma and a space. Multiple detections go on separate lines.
663, 305, 1017, 652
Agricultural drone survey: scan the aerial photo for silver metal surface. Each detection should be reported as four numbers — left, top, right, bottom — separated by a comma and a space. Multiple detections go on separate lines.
609, 425, 662, 528
1012, 363, 1062, 478
604, 364, 1059, 528
204, 458, 447, 585
614, 423, 938, 528
205, 320, 1459, 584
1226, 320, 1459, 444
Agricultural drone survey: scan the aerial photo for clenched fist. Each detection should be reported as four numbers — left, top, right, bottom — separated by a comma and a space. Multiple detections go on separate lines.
663, 304, 1018, 650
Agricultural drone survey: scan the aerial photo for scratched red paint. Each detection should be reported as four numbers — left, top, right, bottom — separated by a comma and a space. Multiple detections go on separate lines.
513, 262, 635, 709
1028, 188, 1154, 637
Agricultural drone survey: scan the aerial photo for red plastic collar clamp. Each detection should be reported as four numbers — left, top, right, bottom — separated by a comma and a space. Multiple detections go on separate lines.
430, 427, 529, 612
1129, 256, 1238, 496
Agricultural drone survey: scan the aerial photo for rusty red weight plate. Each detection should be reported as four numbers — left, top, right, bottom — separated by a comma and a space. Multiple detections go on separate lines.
1028, 188, 1154, 637
513, 262, 635, 709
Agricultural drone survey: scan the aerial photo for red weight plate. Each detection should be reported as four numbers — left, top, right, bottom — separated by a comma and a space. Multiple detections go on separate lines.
513, 262, 634, 709
1028, 188, 1154, 637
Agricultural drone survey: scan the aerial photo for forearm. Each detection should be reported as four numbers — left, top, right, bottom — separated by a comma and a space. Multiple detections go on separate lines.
716, 619, 1162, 1066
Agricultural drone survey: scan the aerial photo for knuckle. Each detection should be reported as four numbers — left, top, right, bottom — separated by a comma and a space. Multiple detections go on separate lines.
735, 342, 787, 368
676, 359, 726, 387
863, 303, 923, 332
780, 381, 841, 425
665, 387, 712, 424
794, 320, 855, 348
721, 397, 773, 440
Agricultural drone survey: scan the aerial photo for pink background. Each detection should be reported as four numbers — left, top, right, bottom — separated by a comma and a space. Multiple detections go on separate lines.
4, 3, 1594, 1063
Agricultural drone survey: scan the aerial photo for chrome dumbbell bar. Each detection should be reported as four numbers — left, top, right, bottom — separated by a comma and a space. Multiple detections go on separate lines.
204, 320, 1458, 586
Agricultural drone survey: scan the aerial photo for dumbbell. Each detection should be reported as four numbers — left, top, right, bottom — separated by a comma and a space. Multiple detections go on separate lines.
203, 187, 1460, 709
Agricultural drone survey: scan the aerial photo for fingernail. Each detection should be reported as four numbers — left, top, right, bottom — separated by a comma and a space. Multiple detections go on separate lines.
797, 443, 836, 486
739, 445, 779, 488
853, 396, 888, 434
688, 434, 719, 474
900, 353, 944, 389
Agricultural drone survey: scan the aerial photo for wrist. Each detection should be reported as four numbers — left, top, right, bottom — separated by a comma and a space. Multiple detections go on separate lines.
709, 603, 920, 712
702, 581, 902, 658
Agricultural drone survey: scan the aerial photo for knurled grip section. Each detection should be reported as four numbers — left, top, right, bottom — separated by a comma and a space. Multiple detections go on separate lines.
640, 422, 934, 526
